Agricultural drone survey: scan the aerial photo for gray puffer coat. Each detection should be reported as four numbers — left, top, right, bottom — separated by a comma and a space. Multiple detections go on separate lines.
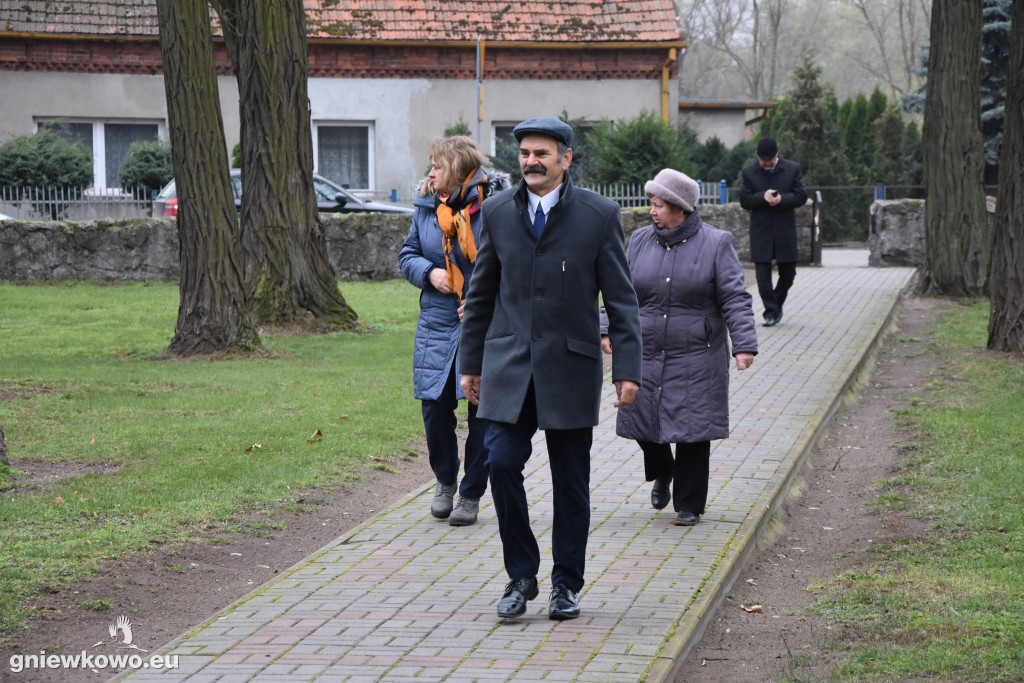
398, 169, 511, 401
610, 210, 758, 443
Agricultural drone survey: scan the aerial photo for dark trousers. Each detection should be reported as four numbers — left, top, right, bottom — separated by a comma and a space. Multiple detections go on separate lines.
484, 381, 592, 593
421, 364, 489, 499
755, 261, 796, 318
637, 440, 711, 514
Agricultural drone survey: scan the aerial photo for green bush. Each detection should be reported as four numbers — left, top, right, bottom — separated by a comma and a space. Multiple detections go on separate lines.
586, 111, 698, 184
118, 140, 173, 194
0, 128, 92, 189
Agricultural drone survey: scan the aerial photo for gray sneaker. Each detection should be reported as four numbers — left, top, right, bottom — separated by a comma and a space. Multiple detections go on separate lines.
448, 497, 480, 526
431, 480, 457, 519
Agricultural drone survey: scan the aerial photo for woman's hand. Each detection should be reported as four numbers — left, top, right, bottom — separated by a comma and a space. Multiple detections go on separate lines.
601, 336, 612, 354
429, 268, 452, 294
735, 353, 754, 371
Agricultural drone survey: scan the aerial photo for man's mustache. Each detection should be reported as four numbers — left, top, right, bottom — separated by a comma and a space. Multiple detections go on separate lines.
522, 165, 546, 175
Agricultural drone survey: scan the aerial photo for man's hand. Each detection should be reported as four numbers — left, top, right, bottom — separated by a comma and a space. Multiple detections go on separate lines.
460, 374, 481, 405
764, 189, 782, 207
613, 380, 639, 407
601, 336, 612, 354
429, 268, 452, 294
735, 353, 754, 371
458, 300, 466, 321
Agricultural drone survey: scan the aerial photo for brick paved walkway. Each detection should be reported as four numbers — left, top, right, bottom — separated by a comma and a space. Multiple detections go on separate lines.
117, 258, 916, 682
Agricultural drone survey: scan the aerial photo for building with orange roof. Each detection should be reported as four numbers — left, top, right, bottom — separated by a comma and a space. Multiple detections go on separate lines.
0, 0, 684, 196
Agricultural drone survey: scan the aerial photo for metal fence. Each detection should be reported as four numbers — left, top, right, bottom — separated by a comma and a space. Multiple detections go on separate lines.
578, 180, 726, 208
353, 180, 729, 210
0, 186, 153, 222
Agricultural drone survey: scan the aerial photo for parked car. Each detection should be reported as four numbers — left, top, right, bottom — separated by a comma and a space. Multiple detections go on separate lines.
152, 171, 413, 217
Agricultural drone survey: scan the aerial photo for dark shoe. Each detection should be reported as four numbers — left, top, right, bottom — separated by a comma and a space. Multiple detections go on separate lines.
775, 310, 783, 325
448, 496, 479, 526
548, 584, 581, 620
762, 314, 777, 327
650, 476, 671, 510
674, 510, 699, 526
430, 480, 456, 519
497, 577, 539, 618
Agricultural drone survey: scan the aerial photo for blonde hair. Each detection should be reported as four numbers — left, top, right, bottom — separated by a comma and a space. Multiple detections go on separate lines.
421, 135, 487, 196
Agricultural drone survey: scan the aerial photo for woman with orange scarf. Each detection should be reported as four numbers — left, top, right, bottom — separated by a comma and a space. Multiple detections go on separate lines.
399, 136, 510, 526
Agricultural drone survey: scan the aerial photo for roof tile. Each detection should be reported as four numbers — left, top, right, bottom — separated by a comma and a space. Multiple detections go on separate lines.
0, 0, 681, 43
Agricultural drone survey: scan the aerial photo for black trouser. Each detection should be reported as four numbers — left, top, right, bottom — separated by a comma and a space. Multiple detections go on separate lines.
485, 380, 592, 593
755, 261, 796, 318
421, 364, 489, 499
637, 440, 711, 514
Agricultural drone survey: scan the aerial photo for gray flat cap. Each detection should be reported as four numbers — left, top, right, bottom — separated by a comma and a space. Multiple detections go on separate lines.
513, 117, 573, 147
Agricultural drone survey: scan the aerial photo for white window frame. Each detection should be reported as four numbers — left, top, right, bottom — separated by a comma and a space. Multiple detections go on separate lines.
33, 118, 165, 191
312, 121, 375, 191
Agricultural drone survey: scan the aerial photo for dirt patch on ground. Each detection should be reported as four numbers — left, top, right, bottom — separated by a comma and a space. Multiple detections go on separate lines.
675, 294, 950, 682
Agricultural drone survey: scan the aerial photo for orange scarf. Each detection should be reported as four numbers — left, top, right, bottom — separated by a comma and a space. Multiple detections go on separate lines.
436, 169, 486, 300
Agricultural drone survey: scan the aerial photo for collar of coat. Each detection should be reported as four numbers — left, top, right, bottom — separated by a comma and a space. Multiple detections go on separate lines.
654, 209, 702, 248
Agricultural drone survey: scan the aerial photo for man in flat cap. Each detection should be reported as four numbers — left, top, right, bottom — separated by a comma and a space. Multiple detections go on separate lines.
739, 136, 808, 326
460, 117, 642, 620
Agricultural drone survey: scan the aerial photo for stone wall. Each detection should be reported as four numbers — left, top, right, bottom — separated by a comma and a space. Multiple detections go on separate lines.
868, 199, 925, 267
0, 202, 816, 282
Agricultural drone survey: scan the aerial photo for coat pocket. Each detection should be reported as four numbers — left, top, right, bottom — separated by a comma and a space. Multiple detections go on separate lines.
566, 336, 601, 360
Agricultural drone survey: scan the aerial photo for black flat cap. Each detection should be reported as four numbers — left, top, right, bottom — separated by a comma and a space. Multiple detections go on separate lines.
756, 137, 778, 160
513, 117, 573, 147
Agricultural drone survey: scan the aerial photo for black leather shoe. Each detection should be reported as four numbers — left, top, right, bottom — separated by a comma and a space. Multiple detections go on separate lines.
674, 510, 699, 526
497, 577, 538, 618
548, 583, 581, 620
775, 310, 784, 325
650, 476, 671, 510
762, 314, 777, 327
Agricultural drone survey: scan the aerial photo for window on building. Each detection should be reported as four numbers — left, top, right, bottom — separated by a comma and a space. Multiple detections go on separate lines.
315, 123, 372, 189
36, 119, 162, 191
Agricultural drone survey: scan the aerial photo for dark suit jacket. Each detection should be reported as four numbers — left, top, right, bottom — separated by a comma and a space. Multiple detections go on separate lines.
739, 157, 808, 263
459, 175, 642, 430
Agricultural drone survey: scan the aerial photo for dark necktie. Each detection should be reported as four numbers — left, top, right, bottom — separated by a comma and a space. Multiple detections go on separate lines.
533, 205, 545, 238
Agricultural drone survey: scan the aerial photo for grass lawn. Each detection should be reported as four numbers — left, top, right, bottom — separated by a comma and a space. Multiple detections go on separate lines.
0, 279, 428, 638
809, 300, 1024, 681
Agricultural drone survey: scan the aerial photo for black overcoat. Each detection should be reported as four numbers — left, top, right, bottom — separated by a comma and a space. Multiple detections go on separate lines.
459, 175, 642, 430
739, 157, 808, 263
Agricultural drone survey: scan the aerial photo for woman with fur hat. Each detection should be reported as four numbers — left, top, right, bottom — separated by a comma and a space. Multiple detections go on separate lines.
399, 135, 510, 526
601, 168, 758, 525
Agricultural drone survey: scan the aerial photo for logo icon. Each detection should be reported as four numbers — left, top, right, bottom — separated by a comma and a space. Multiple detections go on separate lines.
105, 616, 148, 652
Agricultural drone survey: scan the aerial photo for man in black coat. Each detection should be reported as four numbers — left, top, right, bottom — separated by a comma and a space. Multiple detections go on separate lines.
459, 117, 642, 620
739, 137, 808, 326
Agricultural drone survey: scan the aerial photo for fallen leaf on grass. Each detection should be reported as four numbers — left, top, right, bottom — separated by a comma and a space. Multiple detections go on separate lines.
308, 429, 323, 444
740, 604, 763, 613
245, 443, 263, 453
54, 496, 65, 505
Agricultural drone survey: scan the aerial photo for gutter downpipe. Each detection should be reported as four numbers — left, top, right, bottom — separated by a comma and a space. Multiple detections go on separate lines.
661, 47, 678, 124
476, 38, 484, 144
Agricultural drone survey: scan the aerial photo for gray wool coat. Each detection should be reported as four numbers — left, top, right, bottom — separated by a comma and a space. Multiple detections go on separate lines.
610, 211, 758, 444
459, 175, 642, 430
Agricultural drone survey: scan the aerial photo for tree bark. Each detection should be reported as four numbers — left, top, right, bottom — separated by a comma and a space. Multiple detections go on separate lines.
219, 0, 358, 330
157, 0, 259, 355
987, 0, 1024, 351
920, 0, 989, 297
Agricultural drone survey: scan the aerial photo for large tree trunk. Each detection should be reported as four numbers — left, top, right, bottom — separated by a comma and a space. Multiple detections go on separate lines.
157, 0, 259, 356
987, 0, 1024, 351
920, 0, 989, 297
219, 0, 358, 330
